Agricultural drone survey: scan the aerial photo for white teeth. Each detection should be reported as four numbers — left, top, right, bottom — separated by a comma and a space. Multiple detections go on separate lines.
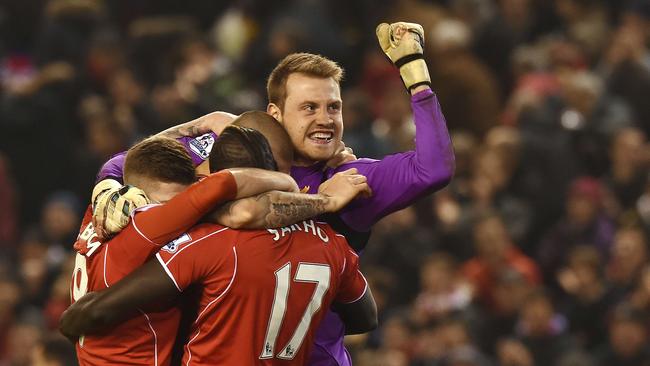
310, 132, 333, 140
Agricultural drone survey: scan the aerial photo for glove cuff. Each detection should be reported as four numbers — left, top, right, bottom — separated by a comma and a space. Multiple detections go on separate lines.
399, 58, 431, 91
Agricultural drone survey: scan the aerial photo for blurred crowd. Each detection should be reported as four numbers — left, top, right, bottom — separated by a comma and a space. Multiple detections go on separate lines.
1, 0, 650, 365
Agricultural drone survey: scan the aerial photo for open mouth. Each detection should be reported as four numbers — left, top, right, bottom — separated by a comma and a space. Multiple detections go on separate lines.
308, 131, 334, 144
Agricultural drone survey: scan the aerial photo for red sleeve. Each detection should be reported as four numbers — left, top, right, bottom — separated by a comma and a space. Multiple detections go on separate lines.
335, 246, 368, 304
103, 224, 168, 282
130, 170, 237, 246
155, 226, 236, 292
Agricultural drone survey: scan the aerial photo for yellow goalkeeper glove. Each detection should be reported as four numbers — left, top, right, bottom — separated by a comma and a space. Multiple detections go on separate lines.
91, 179, 150, 240
376, 22, 431, 91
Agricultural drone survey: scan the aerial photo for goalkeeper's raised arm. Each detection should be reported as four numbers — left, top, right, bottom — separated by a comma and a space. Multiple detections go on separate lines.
326, 21, 455, 232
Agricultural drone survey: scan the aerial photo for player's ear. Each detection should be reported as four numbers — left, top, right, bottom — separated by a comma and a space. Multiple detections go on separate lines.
267, 103, 282, 123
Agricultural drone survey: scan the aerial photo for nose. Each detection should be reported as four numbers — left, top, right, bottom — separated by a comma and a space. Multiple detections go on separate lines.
315, 108, 334, 127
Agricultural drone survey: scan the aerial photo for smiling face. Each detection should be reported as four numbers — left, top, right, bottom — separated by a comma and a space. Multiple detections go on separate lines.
269, 73, 343, 166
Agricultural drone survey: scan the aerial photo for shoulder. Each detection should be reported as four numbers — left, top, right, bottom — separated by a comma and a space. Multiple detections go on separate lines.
158, 223, 233, 258
326, 158, 380, 177
179, 223, 232, 246
332, 158, 379, 170
316, 222, 354, 254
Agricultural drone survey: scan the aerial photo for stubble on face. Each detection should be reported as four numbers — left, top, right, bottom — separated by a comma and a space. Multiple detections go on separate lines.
277, 73, 344, 166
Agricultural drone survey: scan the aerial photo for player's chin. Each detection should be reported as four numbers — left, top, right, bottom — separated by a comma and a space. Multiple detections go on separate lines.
303, 145, 337, 163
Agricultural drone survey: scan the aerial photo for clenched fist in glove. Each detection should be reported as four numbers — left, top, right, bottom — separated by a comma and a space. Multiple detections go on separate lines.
376, 22, 431, 92
91, 179, 150, 240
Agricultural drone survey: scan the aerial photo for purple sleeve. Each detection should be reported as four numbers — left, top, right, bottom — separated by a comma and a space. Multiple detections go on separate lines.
95, 132, 218, 184
96, 152, 126, 184
331, 89, 455, 231
176, 132, 217, 166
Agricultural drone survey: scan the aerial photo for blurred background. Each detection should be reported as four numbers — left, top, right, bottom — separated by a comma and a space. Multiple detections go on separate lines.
1, 0, 650, 365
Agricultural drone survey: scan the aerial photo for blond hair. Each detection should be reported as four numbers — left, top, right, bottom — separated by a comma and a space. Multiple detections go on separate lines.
267, 53, 344, 110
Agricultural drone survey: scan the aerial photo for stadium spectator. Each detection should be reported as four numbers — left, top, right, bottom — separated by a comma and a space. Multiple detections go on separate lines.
557, 245, 613, 350
537, 177, 616, 281
462, 211, 541, 310
606, 226, 649, 301
602, 127, 648, 212
596, 304, 650, 366
514, 291, 574, 366
30, 333, 77, 366
412, 253, 473, 326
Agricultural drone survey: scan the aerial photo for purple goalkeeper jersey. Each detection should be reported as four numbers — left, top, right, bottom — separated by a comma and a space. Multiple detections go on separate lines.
95, 133, 217, 183
291, 89, 454, 365
96, 89, 454, 366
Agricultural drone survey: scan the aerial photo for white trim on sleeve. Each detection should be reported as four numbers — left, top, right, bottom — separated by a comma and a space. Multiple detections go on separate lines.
339, 272, 368, 304
155, 253, 182, 292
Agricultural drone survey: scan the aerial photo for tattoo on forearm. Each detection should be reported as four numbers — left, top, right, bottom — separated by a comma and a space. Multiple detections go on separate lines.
264, 193, 329, 227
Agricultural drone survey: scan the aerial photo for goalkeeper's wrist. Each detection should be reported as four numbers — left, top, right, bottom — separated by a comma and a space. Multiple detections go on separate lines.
398, 58, 431, 91
410, 85, 430, 95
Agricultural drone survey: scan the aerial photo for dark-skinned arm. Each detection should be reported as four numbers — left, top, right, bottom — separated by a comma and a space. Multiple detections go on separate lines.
60, 259, 175, 340
333, 287, 378, 335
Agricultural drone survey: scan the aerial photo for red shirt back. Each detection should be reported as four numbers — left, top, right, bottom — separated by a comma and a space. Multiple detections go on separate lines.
69, 171, 238, 365
156, 220, 367, 365
71, 205, 181, 366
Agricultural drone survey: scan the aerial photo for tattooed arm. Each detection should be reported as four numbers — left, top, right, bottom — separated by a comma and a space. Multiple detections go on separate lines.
210, 192, 331, 229
207, 168, 372, 229
156, 111, 237, 139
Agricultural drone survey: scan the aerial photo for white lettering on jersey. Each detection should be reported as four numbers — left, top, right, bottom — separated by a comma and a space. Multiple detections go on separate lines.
267, 220, 329, 243
78, 222, 102, 257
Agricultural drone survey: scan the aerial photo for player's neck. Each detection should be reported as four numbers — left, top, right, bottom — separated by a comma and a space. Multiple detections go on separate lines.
291, 161, 326, 174
292, 156, 320, 168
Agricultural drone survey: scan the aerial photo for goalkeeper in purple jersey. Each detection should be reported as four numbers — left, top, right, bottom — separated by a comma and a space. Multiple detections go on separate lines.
94, 22, 454, 366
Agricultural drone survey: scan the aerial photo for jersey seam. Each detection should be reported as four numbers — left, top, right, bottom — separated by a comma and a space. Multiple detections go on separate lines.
185, 246, 238, 363
194, 246, 238, 323
339, 273, 368, 304
103, 244, 110, 287
131, 217, 159, 247
156, 253, 182, 292
139, 311, 158, 366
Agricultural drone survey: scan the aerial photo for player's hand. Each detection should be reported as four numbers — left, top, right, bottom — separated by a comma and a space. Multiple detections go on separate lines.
376, 22, 431, 92
324, 141, 357, 170
318, 168, 372, 212
194, 111, 238, 136
91, 180, 151, 241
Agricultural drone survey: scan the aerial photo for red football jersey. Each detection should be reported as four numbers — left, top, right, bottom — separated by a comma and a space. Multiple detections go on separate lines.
71, 205, 181, 366
156, 219, 368, 365
69, 171, 238, 366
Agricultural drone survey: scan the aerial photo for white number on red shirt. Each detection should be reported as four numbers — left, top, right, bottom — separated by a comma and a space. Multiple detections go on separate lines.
260, 263, 331, 360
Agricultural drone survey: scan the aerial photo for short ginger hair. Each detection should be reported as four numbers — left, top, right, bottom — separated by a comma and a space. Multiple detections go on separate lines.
124, 136, 196, 185
267, 52, 344, 110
